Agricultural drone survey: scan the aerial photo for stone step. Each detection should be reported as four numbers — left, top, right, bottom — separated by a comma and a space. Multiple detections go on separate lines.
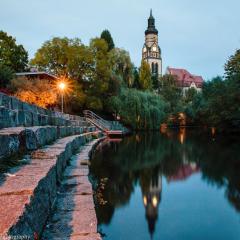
41, 139, 104, 240
0, 126, 96, 159
0, 131, 101, 239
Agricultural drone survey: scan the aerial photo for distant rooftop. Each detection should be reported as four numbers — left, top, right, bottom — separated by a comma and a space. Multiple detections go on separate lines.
16, 71, 57, 80
167, 67, 204, 88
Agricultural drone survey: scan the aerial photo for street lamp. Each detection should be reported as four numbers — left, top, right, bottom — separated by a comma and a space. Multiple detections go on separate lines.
58, 82, 66, 113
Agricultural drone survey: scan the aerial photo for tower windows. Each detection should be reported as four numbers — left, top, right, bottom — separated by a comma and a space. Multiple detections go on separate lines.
155, 63, 158, 75
151, 63, 159, 75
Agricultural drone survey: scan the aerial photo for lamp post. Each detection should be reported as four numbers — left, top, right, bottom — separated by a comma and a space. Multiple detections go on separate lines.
58, 82, 66, 113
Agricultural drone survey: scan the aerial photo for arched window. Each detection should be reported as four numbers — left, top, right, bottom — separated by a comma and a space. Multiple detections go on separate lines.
155, 63, 158, 75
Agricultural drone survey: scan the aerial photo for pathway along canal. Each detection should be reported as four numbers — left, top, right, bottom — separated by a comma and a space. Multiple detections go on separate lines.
90, 129, 240, 240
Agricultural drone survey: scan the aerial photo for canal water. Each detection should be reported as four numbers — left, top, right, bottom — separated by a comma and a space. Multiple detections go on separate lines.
89, 129, 240, 240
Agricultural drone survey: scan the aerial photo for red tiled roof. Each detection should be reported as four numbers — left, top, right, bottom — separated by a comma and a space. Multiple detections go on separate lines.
167, 67, 204, 88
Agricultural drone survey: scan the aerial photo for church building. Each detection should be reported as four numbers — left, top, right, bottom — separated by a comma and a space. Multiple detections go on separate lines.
142, 10, 204, 92
142, 10, 162, 77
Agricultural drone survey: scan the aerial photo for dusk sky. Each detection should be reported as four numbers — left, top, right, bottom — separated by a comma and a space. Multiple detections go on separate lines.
1, 0, 239, 79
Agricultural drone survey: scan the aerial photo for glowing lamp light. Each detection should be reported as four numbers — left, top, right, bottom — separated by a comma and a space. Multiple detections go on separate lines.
143, 196, 147, 206
152, 196, 158, 208
58, 82, 66, 91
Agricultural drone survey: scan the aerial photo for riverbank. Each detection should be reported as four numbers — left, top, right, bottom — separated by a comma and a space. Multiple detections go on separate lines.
41, 136, 106, 240
0, 131, 105, 240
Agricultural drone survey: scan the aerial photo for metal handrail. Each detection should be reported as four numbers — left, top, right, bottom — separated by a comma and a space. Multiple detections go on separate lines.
83, 110, 112, 131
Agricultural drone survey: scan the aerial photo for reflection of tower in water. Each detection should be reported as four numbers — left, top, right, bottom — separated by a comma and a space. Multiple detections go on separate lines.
142, 169, 162, 239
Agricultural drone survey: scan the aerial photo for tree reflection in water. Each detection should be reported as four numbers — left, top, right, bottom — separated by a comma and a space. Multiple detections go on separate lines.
89, 130, 240, 239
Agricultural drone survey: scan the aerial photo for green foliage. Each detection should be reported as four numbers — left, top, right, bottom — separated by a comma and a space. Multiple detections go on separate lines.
100, 30, 115, 51
31, 37, 92, 80
183, 74, 240, 131
225, 49, 240, 79
106, 88, 167, 130
0, 64, 14, 88
139, 60, 152, 90
152, 75, 159, 90
31, 36, 135, 113
184, 88, 198, 104
159, 74, 182, 113
0, 31, 28, 72
87, 38, 111, 106
109, 48, 134, 87
132, 67, 140, 88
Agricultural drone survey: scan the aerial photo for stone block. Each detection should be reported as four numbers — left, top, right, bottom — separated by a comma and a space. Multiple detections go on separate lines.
19, 129, 37, 150
0, 134, 20, 158
10, 97, 23, 110
39, 115, 48, 126
23, 111, 33, 127
35, 127, 47, 146
46, 126, 57, 143
0, 107, 12, 128
32, 113, 39, 126
57, 126, 67, 138
0, 93, 11, 109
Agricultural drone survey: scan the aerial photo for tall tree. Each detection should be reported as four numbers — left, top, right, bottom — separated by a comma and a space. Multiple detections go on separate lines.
100, 30, 115, 51
0, 31, 28, 72
225, 49, 240, 79
109, 48, 134, 87
31, 37, 93, 80
139, 60, 152, 90
86, 38, 112, 110
160, 74, 182, 113
132, 67, 140, 89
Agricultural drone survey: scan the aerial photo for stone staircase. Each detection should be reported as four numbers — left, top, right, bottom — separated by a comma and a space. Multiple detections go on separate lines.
0, 93, 104, 239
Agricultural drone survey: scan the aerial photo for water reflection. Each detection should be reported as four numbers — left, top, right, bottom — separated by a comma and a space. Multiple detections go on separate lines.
90, 130, 240, 239
141, 167, 162, 238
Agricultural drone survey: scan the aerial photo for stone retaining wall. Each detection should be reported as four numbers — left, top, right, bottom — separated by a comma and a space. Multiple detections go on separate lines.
0, 131, 102, 239
41, 138, 105, 240
0, 92, 89, 129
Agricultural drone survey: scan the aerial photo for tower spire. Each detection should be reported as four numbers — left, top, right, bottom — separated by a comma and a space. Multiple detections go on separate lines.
145, 9, 157, 35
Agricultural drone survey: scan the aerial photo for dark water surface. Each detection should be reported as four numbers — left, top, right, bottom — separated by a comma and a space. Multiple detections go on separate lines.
90, 129, 240, 240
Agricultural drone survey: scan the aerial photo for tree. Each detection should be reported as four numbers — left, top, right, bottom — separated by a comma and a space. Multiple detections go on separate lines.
225, 49, 240, 79
132, 67, 140, 89
160, 74, 182, 113
184, 88, 198, 104
100, 30, 115, 51
0, 31, 28, 72
139, 60, 152, 90
109, 48, 134, 87
83, 38, 112, 111
31, 37, 93, 80
105, 88, 167, 130
0, 64, 14, 88
152, 75, 159, 90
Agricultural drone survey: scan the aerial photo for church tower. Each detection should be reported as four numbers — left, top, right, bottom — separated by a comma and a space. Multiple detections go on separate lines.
142, 10, 162, 76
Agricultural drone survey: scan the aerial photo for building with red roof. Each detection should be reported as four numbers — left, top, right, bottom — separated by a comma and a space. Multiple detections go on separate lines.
166, 67, 204, 94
